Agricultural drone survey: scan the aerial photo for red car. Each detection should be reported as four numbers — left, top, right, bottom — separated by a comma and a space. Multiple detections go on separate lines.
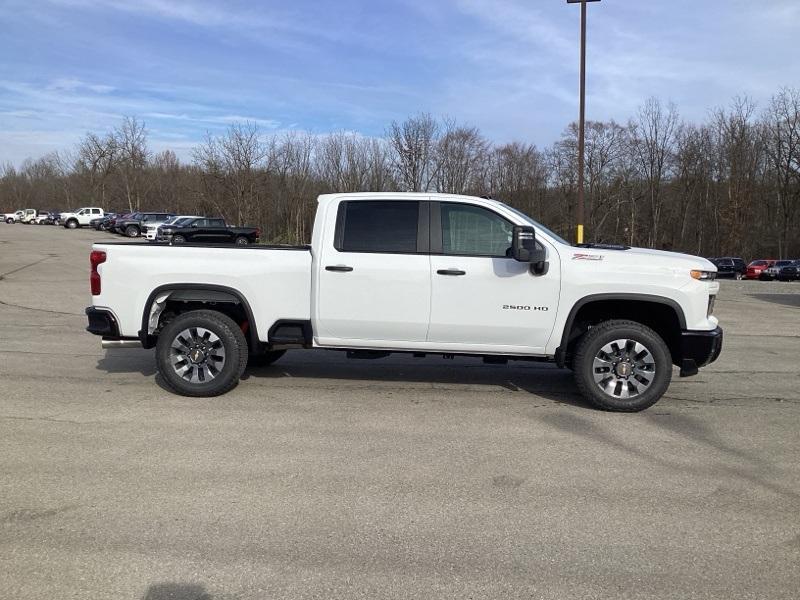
745, 259, 775, 279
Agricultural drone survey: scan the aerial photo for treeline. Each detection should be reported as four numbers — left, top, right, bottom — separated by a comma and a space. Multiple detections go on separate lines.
1, 88, 798, 257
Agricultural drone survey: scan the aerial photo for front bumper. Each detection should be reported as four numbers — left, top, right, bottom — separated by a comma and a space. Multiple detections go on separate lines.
678, 326, 723, 377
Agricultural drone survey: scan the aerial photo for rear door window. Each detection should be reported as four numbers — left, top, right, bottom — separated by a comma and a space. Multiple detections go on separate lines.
337, 201, 420, 253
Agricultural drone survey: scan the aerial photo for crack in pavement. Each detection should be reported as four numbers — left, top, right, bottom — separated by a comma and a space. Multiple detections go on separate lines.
0, 256, 52, 279
0, 299, 83, 316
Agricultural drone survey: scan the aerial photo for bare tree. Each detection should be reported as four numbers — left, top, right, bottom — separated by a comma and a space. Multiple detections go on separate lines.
113, 117, 149, 212
711, 97, 763, 256
630, 98, 680, 247
75, 131, 118, 208
193, 122, 266, 227
433, 121, 489, 195
762, 88, 800, 256
387, 113, 439, 192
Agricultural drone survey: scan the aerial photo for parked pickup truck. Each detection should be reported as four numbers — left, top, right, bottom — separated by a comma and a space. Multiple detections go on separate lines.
86, 193, 722, 412
156, 217, 260, 245
60, 207, 105, 229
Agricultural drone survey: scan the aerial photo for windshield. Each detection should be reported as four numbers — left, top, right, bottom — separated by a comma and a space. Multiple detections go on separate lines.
173, 217, 195, 226
500, 203, 572, 246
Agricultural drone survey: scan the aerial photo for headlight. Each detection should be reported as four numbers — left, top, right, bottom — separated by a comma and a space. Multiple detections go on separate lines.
690, 270, 716, 281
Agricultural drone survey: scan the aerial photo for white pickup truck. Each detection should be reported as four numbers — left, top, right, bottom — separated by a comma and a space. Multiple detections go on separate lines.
86, 193, 722, 411
60, 207, 105, 228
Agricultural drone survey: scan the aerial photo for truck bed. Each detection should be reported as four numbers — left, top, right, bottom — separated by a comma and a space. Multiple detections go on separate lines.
91, 242, 313, 341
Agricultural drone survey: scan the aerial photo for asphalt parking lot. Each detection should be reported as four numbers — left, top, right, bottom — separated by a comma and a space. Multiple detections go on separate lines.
1, 223, 799, 600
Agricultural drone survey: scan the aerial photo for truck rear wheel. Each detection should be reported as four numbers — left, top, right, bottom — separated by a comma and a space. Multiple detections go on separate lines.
573, 320, 671, 412
156, 310, 248, 397
235, 236, 249, 246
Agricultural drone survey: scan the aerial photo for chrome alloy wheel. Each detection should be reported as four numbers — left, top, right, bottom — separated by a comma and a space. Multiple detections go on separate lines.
170, 327, 226, 383
592, 338, 656, 399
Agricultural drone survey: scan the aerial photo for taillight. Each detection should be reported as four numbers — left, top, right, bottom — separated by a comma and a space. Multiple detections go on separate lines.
255, 228, 261, 239
90, 250, 106, 295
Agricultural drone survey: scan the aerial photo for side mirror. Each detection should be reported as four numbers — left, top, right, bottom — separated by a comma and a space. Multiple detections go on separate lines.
512, 226, 536, 262
512, 225, 548, 274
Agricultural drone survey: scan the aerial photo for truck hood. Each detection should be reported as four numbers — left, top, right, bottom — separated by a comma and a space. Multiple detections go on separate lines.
570, 246, 716, 273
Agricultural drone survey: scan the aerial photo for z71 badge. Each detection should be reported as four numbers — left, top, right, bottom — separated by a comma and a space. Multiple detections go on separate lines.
572, 253, 604, 261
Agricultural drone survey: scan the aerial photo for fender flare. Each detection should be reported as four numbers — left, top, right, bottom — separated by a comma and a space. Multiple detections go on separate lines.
555, 293, 687, 367
139, 283, 260, 350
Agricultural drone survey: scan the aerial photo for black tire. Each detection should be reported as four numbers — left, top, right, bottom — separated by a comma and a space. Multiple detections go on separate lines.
156, 310, 248, 397
65, 219, 78, 229
248, 349, 286, 368
172, 234, 186, 244
235, 236, 250, 246
573, 319, 672, 412
125, 224, 140, 237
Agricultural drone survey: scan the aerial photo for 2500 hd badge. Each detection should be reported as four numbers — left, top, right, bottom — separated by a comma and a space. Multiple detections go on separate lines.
502, 305, 549, 311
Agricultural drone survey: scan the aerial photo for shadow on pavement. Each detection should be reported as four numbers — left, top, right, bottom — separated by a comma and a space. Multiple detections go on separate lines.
96, 348, 157, 376
142, 583, 213, 600
750, 293, 800, 308
538, 410, 800, 503
242, 350, 594, 409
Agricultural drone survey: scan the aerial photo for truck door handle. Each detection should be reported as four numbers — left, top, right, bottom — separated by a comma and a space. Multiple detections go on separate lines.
325, 265, 354, 272
437, 269, 466, 276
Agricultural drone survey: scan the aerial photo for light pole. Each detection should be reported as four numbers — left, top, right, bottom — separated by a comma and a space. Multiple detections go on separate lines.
567, 0, 600, 245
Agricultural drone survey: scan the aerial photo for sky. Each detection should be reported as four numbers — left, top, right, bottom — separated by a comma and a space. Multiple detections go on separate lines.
0, 0, 797, 165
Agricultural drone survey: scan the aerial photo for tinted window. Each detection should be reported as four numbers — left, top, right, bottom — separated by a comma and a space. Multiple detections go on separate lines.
339, 201, 419, 253
441, 203, 513, 257
209, 219, 225, 227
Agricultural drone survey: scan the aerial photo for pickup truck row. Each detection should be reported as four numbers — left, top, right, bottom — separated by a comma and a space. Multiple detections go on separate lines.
87, 193, 723, 412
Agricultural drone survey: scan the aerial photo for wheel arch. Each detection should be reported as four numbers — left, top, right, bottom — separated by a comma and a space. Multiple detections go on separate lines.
139, 283, 260, 351
556, 294, 687, 367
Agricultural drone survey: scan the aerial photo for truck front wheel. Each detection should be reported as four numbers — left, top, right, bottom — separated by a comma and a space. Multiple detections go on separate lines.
573, 320, 672, 412
156, 310, 248, 397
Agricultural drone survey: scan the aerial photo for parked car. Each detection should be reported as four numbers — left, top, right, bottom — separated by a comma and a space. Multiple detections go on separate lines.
106, 213, 132, 233
86, 192, 722, 412
760, 260, 795, 280
42, 211, 61, 225
19, 209, 38, 224
33, 210, 53, 224
90, 212, 120, 231
745, 259, 775, 279
114, 212, 176, 238
59, 207, 105, 229
156, 217, 260, 245
776, 260, 800, 282
145, 215, 202, 241
710, 257, 746, 279
4, 210, 24, 223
